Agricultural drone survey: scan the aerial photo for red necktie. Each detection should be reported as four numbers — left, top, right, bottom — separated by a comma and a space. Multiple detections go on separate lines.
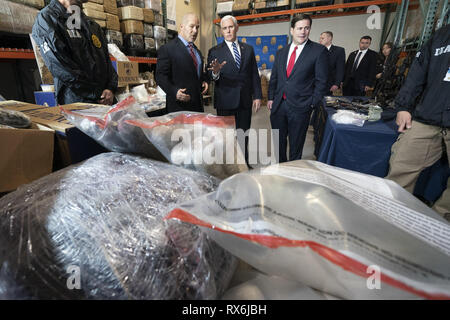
283, 46, 298, 99
286, 45, 298, 78
188, 43, 198, 72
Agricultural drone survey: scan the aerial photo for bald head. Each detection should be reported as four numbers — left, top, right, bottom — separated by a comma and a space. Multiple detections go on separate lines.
179, 13, 200, 43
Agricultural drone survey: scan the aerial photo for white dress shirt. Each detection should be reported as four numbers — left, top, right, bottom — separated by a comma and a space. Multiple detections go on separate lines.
286, 40, 307, 69
355, 48, 368, 69
225, 39, 241, 62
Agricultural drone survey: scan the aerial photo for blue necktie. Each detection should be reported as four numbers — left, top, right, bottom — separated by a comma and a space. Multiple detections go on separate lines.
232, 42, 241, 69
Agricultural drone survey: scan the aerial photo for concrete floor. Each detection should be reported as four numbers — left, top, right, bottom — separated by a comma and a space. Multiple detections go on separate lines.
204, 103, 316, 168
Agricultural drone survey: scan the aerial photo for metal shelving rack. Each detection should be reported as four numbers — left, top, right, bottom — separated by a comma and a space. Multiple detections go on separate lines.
0, 0, 168, 64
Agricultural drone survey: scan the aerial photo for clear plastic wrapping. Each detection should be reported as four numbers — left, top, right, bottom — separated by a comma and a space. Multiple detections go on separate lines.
62, 96, 165, 160
143, 23, 153, 38
126, 112, 248, 179
0, 0, 39, 34
123, 34, 144, 50
154, 12, 163, 26
0, 152, 237, 299
144, 37, 156, 51
166, 160, 450, 299
153, 26, 166, 40
105, 30, 124, 49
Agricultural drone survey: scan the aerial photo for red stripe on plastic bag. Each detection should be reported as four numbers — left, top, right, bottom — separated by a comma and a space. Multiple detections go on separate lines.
125, 114, 236, 130
165, 208, 450, 300
61, 106, 107, 129
60, 96, 136, 130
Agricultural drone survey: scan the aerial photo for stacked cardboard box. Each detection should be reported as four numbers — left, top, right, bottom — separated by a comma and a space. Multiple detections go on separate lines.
119, 6, 144, 34
83, 1, 106, 27
232, 0, 253, 11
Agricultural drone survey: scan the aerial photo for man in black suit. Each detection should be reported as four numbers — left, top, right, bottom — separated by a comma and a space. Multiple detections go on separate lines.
207, 15, 262, 166
155, 13, 208, 113
319, 31, 345, 95
268, 14, 328, 163
343, 35, 378, 97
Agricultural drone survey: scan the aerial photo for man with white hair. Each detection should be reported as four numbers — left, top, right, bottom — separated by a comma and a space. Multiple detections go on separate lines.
207, 15, 262, 166
156, 13, 208, 113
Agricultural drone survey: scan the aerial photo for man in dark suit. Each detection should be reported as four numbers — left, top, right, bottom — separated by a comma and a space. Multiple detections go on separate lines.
343, 35, 378, 97
207, 15, 262, 166
155, 13, 208, 113
319, 31, 345, 95
268, 14, 328, 163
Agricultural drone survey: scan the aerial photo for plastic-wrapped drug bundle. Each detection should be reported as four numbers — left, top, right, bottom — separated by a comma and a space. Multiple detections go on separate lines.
0, 108, 31, 128
166, 160, 450, 299
62, 96, 165, 160
126, 112, 248, 179
0, 152, 237, 299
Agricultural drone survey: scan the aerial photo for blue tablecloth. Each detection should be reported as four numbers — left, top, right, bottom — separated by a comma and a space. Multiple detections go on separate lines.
317, 107, 449, 203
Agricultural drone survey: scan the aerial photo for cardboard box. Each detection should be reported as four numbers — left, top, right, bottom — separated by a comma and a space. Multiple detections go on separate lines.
9, 0, 44, 9
120, 20, 144, 34
103, 0, 118, 14
277, 0, 289, 5
111, 60, 140, 87
82, 2, 104, 12
83, 8, 107, 20
0, 121, 54, 192
89, 0, 104, 4
232, 0, 252, 11
118, 6, 144, 21
144, 0, 161, 12
106, 13, 121, 31
142, 8, 154, 23
0, 101, 108, 169
254, 2, 266, 9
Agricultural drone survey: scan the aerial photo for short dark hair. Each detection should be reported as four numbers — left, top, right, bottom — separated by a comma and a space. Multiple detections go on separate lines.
291, 14, 312, 28
361, 35, 372, 42
322, 31, 333, 38
383, 42, 393, 49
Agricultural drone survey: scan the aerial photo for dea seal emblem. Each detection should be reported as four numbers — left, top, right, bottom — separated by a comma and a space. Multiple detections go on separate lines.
92, 34, 101, 48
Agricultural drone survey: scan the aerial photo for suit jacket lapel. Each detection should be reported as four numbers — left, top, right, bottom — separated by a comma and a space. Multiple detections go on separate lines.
238, 41, 245, 72
281, 44, 290, 82
290, 39, 311, 77
176, 37, 198, 77
221, 42, 236, 71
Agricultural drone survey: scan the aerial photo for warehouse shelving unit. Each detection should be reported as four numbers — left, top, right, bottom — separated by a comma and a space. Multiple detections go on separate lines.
0, 0, 168, 64
0, 47, 158, 64
213, 0, 402, 26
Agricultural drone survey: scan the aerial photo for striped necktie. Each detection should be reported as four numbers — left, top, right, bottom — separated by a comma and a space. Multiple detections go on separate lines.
232, 42, 241, 69
188, 43, 198, 72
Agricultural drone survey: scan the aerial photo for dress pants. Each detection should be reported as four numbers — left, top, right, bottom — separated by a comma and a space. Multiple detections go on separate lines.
216, 107, 252, 165
343, 78, 365, 96
270, 100, 312, 163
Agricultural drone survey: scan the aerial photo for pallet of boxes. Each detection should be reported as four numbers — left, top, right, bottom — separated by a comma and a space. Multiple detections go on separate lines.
0, 0, 43, 34
82, 0, 107, 28
144, 0, 166, 52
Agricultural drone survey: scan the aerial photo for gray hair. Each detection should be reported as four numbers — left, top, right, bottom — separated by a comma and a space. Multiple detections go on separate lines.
220, 15, 238, 28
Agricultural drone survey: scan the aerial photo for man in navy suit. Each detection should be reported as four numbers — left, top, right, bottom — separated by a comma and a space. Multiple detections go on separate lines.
268, 14, 328, 163
319, 31, 345, 95
155, 13, 208, 113
207, 15, 262, 166
343, 35, 378, 97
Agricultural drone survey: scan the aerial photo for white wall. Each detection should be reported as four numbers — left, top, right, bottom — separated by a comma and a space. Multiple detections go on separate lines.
237, 12, 394, 58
